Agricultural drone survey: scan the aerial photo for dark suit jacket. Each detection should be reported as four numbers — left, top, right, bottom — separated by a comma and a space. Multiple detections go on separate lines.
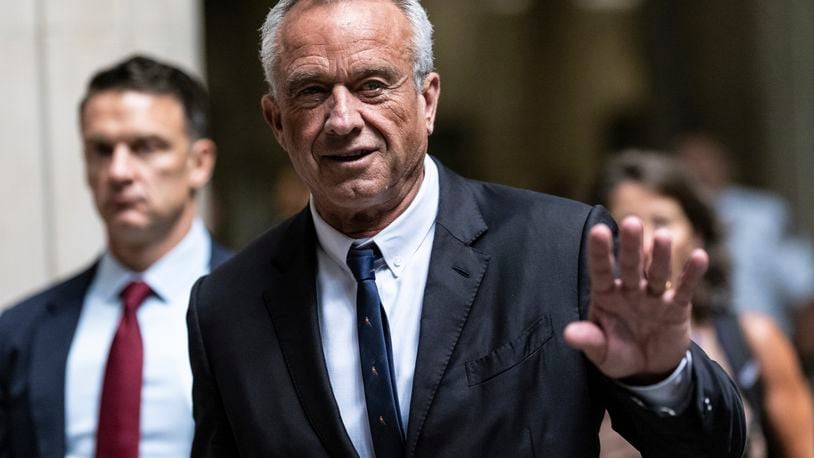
187, 160, 746, 457
0, 239, 231, 458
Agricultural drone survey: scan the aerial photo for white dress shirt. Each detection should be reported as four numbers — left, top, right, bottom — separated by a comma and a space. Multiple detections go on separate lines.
313, 155, 438, 458
312, 156, 691, 457
65, 218, 211, 458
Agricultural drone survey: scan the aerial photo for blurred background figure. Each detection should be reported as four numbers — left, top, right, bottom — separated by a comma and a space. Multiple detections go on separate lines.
1, 0, 210, 309
0, 55, 230, 457
676, 133, 814, 337
594, 150, 814, 458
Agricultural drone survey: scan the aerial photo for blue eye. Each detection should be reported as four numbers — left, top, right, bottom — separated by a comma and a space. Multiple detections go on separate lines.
359, 80, 386, 95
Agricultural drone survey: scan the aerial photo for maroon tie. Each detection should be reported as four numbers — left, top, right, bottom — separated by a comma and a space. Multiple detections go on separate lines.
95, 281, 152, 458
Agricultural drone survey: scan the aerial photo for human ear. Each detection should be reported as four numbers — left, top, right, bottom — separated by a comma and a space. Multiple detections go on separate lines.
261, 94, 285, 146
421, 72, 441, 135
188, 138, 216, 190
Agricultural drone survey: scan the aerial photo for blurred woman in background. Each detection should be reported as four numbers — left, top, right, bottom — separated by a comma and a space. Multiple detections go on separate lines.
595, 150, 814, 457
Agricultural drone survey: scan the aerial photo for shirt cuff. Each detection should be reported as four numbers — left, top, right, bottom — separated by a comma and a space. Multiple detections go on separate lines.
620, 350, 693, 416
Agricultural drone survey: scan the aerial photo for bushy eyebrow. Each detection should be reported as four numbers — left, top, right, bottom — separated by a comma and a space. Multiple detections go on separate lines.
284, 70, 327, 97
355, 66, 400, 83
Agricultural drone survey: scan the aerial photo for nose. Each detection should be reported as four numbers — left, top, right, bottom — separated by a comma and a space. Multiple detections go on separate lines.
324, 86, 363, 136
108, 144, 135, 184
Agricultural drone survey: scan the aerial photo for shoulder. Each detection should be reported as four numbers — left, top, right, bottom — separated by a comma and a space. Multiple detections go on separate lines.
432, 161, 615, 261
2, 269, 87, 319
465, 176, 592, 215
471, 180, 614, 241
208, 211, 304, 273
0, 264, 96, 344
195, 210, 309, 297
443, 165, 608, 233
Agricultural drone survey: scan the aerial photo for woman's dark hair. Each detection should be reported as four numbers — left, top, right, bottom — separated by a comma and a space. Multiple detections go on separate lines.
79, 55, 210, 140
594, 150, 730, 322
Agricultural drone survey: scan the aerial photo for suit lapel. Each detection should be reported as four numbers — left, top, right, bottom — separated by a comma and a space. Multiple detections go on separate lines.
405, 160, 490, 455
263, 210, 358, 457
29, 265, 97, 458
25, 240, 227, 457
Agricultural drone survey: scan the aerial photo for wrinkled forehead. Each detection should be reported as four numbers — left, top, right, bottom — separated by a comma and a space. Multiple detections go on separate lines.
276, 0, 412, 61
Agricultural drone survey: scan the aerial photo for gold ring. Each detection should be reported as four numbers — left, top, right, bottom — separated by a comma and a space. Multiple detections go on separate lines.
647, 280, 672, 296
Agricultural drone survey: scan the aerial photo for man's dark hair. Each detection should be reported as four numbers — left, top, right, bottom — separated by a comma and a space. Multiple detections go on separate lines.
80, 55, 210, 139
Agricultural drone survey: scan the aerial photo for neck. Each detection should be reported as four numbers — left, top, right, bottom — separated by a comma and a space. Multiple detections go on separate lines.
317, 168, 425, 239
108, 204, 198, 272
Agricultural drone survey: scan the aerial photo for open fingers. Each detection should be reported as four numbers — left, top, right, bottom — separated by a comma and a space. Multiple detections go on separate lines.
618, 217, 644, 292
645, 228, 672, 296
588, 224, 616, 294
672, 248, 709, 306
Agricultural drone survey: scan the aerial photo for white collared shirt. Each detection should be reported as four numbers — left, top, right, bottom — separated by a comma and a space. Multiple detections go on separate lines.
65, 218, 211, 457
312, 156, 691, 457
312, 155, 439, 458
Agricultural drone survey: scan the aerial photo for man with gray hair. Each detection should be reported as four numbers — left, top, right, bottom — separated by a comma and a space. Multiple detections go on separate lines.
187, 1, 746, 456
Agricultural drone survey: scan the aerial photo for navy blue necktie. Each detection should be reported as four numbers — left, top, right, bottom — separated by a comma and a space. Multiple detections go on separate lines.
347, 244, 405, 457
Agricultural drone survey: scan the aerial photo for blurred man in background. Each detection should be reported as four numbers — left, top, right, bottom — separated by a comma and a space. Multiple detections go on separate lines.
0, 55, 230, 457
677, 134, 814, 336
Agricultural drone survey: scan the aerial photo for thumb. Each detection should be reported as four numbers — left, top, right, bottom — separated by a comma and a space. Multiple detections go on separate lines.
564, 321, 608, 366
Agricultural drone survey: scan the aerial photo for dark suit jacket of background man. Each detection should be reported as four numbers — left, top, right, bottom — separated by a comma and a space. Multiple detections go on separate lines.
188, 158, 745, 457
0, 242, 231, 457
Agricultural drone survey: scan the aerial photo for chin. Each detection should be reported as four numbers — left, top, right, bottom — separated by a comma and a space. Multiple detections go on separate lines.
341, 183, 394, 206
106, 216, 152, 240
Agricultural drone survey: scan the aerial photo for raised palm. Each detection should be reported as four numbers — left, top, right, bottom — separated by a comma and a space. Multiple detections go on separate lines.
564, 216, 708, 382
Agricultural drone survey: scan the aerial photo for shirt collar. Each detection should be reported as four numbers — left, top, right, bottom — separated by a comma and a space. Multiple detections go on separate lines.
93, 218, 211, 304
311, 155, 440, 278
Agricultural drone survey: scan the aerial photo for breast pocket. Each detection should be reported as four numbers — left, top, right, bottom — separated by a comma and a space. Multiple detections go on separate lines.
465, 314, 553, 387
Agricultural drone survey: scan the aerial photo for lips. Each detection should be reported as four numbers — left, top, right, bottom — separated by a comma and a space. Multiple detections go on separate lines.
111, 195, 137, 204
325, 149, 376, 162
109, 193, 143, 208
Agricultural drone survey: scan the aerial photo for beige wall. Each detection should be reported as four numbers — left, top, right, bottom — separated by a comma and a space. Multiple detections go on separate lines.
0, 0, 205, 308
